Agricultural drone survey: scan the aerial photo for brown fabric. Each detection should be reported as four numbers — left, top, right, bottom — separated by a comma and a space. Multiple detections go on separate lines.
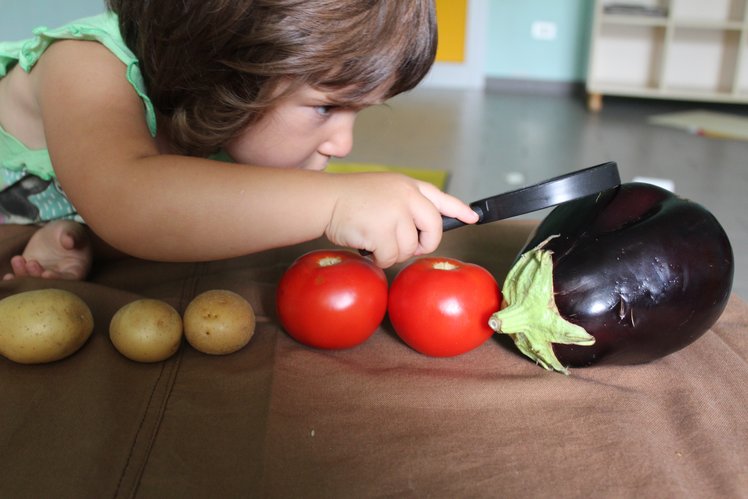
0, 221, 746, 498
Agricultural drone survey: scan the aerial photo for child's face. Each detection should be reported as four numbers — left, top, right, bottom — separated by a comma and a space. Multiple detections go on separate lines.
225, 84, 385, 171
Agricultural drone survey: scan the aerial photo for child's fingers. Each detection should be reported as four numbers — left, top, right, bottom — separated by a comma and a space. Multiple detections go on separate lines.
409, 197, 446, 256
369, 220, 419, 268
370, 240, 399, 268
327, 175, 478, 266
410, 181, 478, 256
414, 217, 441, 255
395, 218, 420, 261
9, 256, 30, 277
417, 182, 479, 224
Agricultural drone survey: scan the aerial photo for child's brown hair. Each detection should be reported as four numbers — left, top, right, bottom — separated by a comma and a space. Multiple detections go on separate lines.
106, 0, 438, 157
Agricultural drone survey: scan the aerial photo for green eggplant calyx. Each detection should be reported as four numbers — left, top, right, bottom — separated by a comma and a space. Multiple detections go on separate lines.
489, 237, 595, 375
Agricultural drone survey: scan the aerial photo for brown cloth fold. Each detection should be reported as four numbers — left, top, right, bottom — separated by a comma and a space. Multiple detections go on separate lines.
0, 221, 746, 498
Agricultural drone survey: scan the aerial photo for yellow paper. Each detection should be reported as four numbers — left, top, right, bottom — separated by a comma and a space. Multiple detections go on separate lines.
326, 162, 448, 190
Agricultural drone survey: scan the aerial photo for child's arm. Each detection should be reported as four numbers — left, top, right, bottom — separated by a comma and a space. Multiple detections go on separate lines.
33, 41, 477, 268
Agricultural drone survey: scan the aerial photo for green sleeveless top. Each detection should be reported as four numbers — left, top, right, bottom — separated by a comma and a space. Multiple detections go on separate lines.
0, 12, 156, 223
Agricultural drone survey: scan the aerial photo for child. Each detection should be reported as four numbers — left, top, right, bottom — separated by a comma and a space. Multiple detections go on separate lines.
0, 0, 478, 280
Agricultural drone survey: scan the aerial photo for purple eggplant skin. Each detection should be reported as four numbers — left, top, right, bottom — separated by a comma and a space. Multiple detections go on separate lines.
522, 182, 734, 367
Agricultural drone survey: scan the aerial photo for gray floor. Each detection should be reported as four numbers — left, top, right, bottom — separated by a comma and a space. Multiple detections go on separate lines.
344, 87, 747, 299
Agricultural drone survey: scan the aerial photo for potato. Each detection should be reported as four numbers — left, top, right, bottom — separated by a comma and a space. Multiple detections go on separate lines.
110, 299, 183, 362
0, 289, 94, 364
183, 290, 255, 355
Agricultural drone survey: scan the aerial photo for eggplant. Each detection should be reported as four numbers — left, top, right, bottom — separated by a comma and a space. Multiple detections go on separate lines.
489, 182, 734, 374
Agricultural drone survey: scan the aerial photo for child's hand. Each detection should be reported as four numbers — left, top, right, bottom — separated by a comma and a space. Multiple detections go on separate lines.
324, 173, 479, 268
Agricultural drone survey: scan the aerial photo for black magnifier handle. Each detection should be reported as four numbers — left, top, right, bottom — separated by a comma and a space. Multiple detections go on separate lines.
441, 206, 484, 231
360, 161, 620, 256
439, 161, 620, 231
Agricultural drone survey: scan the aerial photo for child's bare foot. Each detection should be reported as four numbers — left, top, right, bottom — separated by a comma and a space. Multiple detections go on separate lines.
3, 220, 92, 281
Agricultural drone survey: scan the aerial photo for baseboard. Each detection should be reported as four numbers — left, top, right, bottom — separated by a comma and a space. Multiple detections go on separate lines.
485, 77, 585, 97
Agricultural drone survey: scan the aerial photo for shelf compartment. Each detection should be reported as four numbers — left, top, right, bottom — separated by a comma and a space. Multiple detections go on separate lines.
602, 1, 669, 17
588, 0, 748, 109
737, 39, 748, 94
600, 14, 669, 27
671, 20, 744, 30
670, 0, 746, 24
663, 27, 741, 94
589, 24, 667, 90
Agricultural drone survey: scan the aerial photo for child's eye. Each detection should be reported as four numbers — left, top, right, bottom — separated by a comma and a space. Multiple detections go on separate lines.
314, 105, 335, 116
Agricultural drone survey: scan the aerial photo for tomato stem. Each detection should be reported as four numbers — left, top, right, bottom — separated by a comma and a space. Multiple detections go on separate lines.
318, 256, 343, 267
432, 261, 459, 271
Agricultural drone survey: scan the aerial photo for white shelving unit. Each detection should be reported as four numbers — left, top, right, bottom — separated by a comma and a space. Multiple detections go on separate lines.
586, 0, 748, 111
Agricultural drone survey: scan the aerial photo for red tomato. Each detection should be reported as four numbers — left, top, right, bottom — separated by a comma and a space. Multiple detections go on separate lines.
276, 250, 388, 349
388, 257, 501, 357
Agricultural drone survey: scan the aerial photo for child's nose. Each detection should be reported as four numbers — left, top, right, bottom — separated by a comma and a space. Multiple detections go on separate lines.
318, 115, 355, 158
